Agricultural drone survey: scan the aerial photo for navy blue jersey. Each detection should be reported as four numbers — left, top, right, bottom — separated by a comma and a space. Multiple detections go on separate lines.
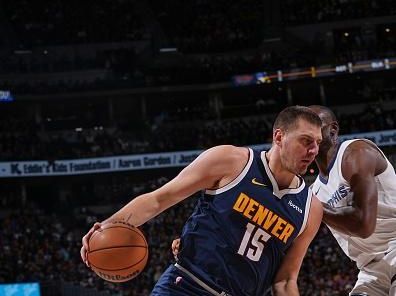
177, 148, 312, 296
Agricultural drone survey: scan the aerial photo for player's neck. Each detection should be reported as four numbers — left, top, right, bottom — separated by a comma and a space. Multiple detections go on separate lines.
315, 143, 339, 176
266, 149, 297, 190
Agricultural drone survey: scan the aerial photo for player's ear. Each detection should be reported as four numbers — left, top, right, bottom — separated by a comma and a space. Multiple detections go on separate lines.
330, 121, 339, 141
273, 129, 283, 147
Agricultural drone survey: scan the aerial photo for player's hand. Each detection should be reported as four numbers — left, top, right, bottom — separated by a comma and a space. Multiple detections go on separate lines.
172, 238, 181, 260
81, 222, 102, 267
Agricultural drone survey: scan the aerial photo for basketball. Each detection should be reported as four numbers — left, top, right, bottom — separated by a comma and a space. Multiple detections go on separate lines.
87, 221, 148, 282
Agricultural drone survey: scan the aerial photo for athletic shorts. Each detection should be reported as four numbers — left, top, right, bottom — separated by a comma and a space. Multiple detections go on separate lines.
350, 248, 396, 296
151, 264, 216, 296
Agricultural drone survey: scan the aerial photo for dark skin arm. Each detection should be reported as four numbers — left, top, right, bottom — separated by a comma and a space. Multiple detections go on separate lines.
322, 141, 387, 238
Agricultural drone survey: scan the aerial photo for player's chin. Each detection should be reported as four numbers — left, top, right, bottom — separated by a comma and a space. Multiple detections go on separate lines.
296, 165, 309, 175
298, 169, 308, 175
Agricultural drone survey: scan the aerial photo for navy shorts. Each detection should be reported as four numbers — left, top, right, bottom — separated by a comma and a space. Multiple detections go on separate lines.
151, 265, 214, 296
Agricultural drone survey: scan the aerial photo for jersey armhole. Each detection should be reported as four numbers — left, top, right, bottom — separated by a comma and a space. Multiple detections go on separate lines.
205, 148, 253, 195
339, 139, 389, 182
297, 187, 313, 237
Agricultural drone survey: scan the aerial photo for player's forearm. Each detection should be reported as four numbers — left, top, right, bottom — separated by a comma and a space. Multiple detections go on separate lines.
322, 204, 373, 238
103, 192, 161, 226
272, 280, 299, 296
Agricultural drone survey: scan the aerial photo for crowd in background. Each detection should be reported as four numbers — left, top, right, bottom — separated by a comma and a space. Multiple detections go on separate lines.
1, 101, 396, 161
1, 1, 396, 295
3, 0, 396, 51
0, 0, 395, 93
149, 0, 265, 53
0, 172, 358, 295
2, 0, 147, 47
2, 42, 396, 94
282, 0, 396, 25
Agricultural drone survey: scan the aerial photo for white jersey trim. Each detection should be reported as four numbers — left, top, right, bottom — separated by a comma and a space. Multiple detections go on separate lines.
297, 187, 313, 237
336, 141, 349, 185
205, 148, 253, 196
260, 151, 305, 199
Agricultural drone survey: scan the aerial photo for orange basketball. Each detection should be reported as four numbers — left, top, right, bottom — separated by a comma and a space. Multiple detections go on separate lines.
87, 221, 148, 282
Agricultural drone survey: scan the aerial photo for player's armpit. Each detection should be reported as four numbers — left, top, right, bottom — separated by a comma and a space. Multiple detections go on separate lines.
107, 145, 248, 227
272, 196, 323, 296
153, 145, 244, 206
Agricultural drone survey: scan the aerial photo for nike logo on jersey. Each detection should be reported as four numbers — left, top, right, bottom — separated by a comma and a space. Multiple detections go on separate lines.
314, 187, 320, 195
252, 178, 267, 187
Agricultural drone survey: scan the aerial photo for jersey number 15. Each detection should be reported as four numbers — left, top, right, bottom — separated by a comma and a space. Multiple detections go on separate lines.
237, 222, 271, 261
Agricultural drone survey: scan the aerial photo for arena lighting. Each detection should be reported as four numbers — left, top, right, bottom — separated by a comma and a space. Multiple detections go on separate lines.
159, 47, 178, 53
262, 37, 281, 43
232, 57, 396, 86
344, 32, 349, 37
13, 49, 32, 55
386, 28, 391, 33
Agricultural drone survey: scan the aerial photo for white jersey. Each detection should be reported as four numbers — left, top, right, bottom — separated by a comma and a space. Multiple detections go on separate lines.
311, 139, 396, 269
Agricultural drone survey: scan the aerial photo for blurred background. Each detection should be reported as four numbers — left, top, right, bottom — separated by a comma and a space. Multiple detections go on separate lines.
1, 0, 396, 295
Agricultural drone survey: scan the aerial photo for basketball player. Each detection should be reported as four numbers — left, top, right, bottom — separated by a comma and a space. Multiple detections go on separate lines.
309, 105, 396, 296
81, 106, 323, 296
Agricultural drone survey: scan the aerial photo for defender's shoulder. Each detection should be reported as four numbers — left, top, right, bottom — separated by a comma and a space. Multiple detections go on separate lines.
343, 139, 380, 158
